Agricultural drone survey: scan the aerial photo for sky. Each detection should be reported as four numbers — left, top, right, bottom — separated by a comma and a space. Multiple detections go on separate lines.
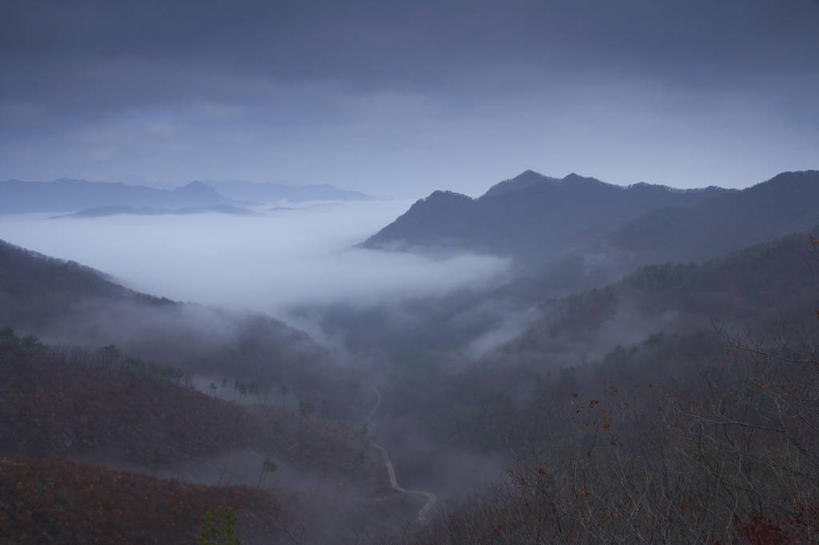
1, 0, 818, 198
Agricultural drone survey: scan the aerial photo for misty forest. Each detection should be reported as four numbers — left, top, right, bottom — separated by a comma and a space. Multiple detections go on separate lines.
2, 1, 819, 544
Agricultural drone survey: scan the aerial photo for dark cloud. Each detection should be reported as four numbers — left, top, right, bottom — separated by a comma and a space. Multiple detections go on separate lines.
4, 0, 818, 109
1, 0, 817, 194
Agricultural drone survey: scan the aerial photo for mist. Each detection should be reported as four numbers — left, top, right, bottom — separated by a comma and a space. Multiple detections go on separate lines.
3, 0, 818, 542
0, 200, 510, 323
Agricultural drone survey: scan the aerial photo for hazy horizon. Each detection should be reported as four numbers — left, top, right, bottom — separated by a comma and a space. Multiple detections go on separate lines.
3, 3, 818, 544
3, 0, 817, 197
1, 166, 807, 201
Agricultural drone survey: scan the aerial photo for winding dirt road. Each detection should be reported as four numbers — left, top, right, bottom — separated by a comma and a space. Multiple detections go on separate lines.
366, 383, 382, 423
367, 385, 437, 524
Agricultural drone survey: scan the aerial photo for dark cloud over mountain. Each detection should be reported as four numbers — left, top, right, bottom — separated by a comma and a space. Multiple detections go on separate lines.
2, 0, 817, 194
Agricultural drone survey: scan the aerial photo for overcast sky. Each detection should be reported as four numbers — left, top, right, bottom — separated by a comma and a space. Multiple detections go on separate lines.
1, 0, 817, 197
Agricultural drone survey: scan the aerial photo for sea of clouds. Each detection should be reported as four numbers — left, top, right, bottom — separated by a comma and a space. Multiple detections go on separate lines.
0, 200, 509, 320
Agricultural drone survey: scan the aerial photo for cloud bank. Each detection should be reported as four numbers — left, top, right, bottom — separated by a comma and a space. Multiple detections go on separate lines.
0, 201, 510, 318
2, 0, 817, 195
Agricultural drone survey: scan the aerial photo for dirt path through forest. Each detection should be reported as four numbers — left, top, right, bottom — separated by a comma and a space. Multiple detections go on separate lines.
367, 385, 437, 524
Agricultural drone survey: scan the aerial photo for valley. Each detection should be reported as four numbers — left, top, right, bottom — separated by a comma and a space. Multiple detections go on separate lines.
2, 170, 818, 543
5, 2, 818, 541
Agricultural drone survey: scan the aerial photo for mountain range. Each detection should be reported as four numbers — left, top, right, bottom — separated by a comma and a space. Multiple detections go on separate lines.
363, 170, 728, 259
364, 169, 819, 267
3, 166, 819, 544
55, 204, 254, 218
0, 238, 368, 420
0, 178, 372, 214
201, 179, 372, 203
0, 179, 226, 213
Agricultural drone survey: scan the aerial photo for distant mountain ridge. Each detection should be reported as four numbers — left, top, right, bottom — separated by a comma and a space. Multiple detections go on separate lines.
480, 169, 562, 198
0, 237, 364, 420
0, 178, 229, 213
612, 170, 819, 262
55, 204, 253, 218
200, 179, 373, 203
496, 229, 819, 366
363, 170, 729, 260
0, 177, 372, 214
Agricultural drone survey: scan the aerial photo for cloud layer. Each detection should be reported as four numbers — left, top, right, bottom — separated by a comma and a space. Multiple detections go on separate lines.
2, 0, 818, 194
0, 201, 510, 316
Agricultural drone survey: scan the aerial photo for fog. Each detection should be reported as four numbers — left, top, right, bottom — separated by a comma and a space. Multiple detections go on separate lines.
0, 200, 509, 323
4, 0, 818, 542
2, 181, 816, 545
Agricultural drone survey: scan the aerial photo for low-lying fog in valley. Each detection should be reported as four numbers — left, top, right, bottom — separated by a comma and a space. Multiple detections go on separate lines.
0, 200, 510, 324
4, 1, 819, 543
4, 173, 819, 545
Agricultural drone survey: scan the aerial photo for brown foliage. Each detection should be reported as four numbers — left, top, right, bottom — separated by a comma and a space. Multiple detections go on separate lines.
394, 337, 819, 545
0, 337, 385, 491
0, 457, 279, 545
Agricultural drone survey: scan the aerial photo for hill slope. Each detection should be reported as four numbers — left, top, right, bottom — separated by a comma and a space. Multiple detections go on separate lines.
0, 178, 229, 213
0, 329, 385, 488
0, 329, 422, 544
397, 330, 819, 545
0, 238, 367, 420
364, 170, 819, 273
0, 457, 281, 545
498, 229, 819, 366
367, 228, 819, 460
203, 179, 372, 203
363, 170, 727, 261
613, 170, 819, 262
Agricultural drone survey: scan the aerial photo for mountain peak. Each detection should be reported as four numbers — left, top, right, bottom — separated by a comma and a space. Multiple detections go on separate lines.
755, 170, 819, 189
364, 168, 737, 258
481, 170, 557, 199
201, 179, 373, 203
52, 178, 91, 185
513, 169, 545, 181
422, 190, 472, 205
561, 172, 605, 185
173, 181, 222, 197
177, 180, 211, 190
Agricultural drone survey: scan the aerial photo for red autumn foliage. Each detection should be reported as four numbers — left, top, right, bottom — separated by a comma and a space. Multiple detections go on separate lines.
731, 507, 819, 545
0, 456, 280, 545
0, 339, 384, 490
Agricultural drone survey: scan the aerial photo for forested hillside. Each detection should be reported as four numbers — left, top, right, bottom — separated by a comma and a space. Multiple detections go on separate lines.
8, 0, 818, 542
400, 333, 819, 544
0, 327, 426, 544
613, 170, 819, 263
0, 238, 369, 421
3, 171, 818, 545
0, 329, 382, 481
0, 457, 281, 545
380, 228, 819, 544
4, 180, 819, 543
500, 230, 819, 366
363, 171, 726, 261
357, 228, 819, 534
